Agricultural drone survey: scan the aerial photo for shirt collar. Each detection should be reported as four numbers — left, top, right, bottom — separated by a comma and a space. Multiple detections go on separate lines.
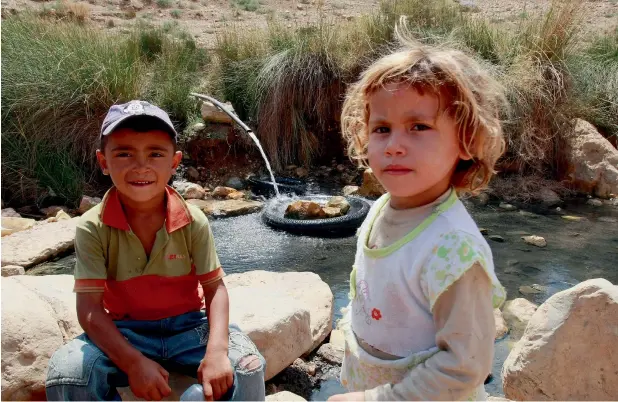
100, 186, 192, 233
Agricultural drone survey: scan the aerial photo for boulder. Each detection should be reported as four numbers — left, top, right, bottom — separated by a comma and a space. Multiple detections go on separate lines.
494, 308, 508, 340
562, 119, 618, 198
316, 343, 342, 365
1, 265, 25, 277
1, 271, 333, 399
502, 298, 538, 340
173, 181, 206, 200
1, 217, 35, 237
186, 166, 200, 181
187, 199, 263, 218
1, 208, 21, 218
201, 101, 235, 125
534, 188, 561, 207
284, 201, 326, 220
521, 235, 547, 248
225, 271, 333, 354
1, 218, 79, 268
502, 279, 618, 400
358, 168, 385, 198
78, 196, 101, 215
266, 391, 307, 401
342, 185, 359, 197
326, 196, 350, 214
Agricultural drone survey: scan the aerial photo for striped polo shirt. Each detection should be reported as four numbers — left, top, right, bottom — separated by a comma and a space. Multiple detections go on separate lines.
74, 186, 224, 321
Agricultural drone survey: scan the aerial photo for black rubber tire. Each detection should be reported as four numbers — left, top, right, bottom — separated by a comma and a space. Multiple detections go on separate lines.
262, 195, 371, 236
248, 177, 306, 197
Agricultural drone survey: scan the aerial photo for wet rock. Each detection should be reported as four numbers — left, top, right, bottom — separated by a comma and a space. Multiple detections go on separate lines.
499, 202, 517, 211
187, 199, 263, 218
519, 284, 546, 295
225, 176, 244, 190
358, 168, 385, 198
1, 208, 21, 218
521, 235, 547, 248
1, 265, 25, 277
322, 207, 342, 218
316, 343, 343, 366
598, 216, 617, 223
479, 228, 489, 235
1, 218, 79, 267
488, 235, 505, 243
518, 210, 540, 219
40, 206, 68, 218
326, 196, 350, 214
475, 192, 490, 206
200, 101, 236, 125
502, 298, 538, 339
78, 196, 101, 214
1, 217, 36, 237
212, 186, 237, 199
586, 198, 603, 207
173, 181, 206, 200
502, 279, 618, 400
562, 215, 585, 222
186, 166, 200, 181
295, 167, 309, 179
343, 185, 359, 196
267, 391, 307, 401
284, 201, 325, 220
534, 188, 561, 207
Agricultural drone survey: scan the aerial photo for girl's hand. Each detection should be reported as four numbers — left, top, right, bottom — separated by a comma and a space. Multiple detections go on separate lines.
327, 392, 365, 401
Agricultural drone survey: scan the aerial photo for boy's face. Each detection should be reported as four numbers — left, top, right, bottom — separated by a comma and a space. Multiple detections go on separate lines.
96, 128, 182, 204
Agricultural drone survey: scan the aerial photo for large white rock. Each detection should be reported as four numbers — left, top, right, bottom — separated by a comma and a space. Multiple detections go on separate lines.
1, 218, 78, 268
225, 271, 334, 353
502, 278, 618, 400
562, 119, 618, 198
173, 181, 206, 200
228, 287, 312, 381
267, 391, 307, 401
1, 271, 333, 399
1, 217, 35, 237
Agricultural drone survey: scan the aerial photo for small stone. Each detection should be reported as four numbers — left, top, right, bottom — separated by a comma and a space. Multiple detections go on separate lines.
1, 265, 25, 277
488, 235, 505, 243
494, 308, 509, 340
343, 185, 359, 196
40, 206, 68, 218
317, 343, 343, 365
586, 198, 603, 207
499, 202, 517, 211
79, 196, 101, 214
55, 210, 72, 221
519, 284, 545, 295
522, 235, 547, 248
479, 228, 489, 235
562, 215, 585, 222
336, 164, 346, 173
212, 186, 237, 199
284, 201, 325, 220
475, 192, 490, 206
598, 216, 617, 223
295, 167, 309, 178
225, 177, 244, 190
326, 196, 350, 214
1, 208, 21, 218
322, 207, 342, 218
296, 4, 303, 10
187, 166, 200, 181
226, 190, 245, 200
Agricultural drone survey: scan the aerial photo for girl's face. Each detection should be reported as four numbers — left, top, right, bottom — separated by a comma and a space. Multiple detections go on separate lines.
367, 83, 469, 209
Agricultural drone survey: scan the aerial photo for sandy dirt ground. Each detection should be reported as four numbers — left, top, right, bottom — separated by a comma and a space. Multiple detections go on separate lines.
2, 0, 616, 48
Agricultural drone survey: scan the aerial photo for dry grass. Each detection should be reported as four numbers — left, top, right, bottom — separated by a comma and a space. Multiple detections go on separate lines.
41, 0, 92, 23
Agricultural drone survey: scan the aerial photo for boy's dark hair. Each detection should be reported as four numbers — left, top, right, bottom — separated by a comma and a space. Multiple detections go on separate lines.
99, 115, 178, 152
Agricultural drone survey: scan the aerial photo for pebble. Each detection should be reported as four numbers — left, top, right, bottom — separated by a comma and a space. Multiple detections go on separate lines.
598, 216, 617, 223
522, 235, 547, 248
488, 235, 505, 243
479, 228, 489, 235
519, 284, 547, 295
587, 199, 603, 207
499, 202, 517, 211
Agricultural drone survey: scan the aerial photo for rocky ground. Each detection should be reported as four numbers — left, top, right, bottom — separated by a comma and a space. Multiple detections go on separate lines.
1, 0, 616, 48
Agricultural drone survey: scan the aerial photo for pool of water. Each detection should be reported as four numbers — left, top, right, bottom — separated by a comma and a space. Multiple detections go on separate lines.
27, 195, 618, 399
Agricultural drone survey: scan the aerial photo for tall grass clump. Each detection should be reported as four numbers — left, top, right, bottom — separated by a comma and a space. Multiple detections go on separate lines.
1, 15, 209, 206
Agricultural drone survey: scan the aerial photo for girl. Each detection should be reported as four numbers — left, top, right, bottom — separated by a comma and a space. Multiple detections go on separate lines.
329, 34, 508, 401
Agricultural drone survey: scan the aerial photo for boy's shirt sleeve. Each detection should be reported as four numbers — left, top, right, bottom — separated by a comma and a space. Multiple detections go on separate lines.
73, 220, 107, 293
191, 212, 224, 286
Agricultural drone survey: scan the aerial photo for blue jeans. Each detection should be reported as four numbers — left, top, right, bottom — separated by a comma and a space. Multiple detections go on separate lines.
45, 311, 266, 401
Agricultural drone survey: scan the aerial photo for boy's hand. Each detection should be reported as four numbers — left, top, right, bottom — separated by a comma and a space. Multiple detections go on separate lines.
127, 356, 171, 401
328, 392, 365, 401
198, 350, 234, 401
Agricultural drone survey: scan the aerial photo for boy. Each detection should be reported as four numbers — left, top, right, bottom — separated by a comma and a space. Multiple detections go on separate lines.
45, 100, 266, 401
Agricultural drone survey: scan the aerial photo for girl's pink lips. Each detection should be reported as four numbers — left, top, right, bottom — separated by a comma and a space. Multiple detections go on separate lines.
383, 165, 413, 175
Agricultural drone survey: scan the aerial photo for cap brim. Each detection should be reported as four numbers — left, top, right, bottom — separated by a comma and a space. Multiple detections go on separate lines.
101, 113, 178, 139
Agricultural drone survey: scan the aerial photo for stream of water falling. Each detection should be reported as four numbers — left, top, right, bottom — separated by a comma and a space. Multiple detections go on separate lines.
190, 93, 280, 197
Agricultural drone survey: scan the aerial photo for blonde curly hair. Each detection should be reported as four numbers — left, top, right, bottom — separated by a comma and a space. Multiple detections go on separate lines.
341, 24, 507, 195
